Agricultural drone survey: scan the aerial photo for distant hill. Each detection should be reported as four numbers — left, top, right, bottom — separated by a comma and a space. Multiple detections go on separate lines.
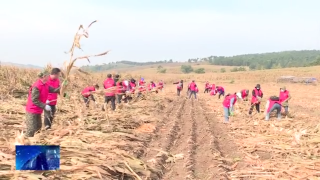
81, 50, 320, 72
81, 60, 175, 72
0, 62, 42, 69
203, 50, 320, 70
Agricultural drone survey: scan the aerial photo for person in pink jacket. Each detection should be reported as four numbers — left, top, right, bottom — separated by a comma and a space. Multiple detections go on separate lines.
188, 80, 197, 99
103, 74, 116, 111
44, 68, 61, 130
25, 70, 62, 137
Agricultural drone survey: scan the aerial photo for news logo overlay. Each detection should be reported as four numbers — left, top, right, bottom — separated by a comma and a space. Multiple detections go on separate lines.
16, 145, 60, 170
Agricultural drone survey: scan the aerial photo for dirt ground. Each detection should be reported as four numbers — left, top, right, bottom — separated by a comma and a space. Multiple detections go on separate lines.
141, 88, 249, 180
1, 66, 320, 179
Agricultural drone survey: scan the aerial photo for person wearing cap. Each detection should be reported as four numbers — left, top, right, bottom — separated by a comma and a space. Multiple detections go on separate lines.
188, 80, 197, 99
279, 86, 291, 116
103, 74, 117, 111
44, 68, 61, 130
81, 84, 99, 107
25, 70, 62, 137
236, 89, 249, 101
138, 78, 145, 87
249, 84, 263, 115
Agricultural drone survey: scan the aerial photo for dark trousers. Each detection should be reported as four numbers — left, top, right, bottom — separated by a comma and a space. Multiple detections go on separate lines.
177, 89, 182, 96
83, 95, 95, 107
189, 91, 197, 99
105, 96, 116, 111
116, 94, 122, 104
44, 105, 56, 128
218, 92, 225, 99
204, 88, 209, 93
249, 103, 260, 115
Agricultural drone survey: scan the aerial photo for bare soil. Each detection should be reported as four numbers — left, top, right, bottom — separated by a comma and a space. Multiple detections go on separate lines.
141, 94, 246, 180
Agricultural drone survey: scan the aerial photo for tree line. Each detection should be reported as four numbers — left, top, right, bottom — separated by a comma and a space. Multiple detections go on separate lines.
205, 50, 320, 70
81, 50, 320, 72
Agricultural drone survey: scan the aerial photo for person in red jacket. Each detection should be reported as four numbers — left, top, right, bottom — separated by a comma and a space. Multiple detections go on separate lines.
265, 96, 281, 121
25, 70, 61, 137
236, 89, 249, 101
129, 78, 136, 94
216, 86, 225, 99
173, 80, 183, 96
249, 84, 263, 115
115, 81, 125, 104
82, 84, 99, 107
204, 81, 210, 93
121, 79, 129, 102
188, 80, 197, 99
158, 80, 164, 91
44, 68, 61, 130
210, 84, 216, 96
222, 93, 237, 123
103, 74, 116, 111
279, 86, 291, 116
147, 81, 156, 91
138, 78, 145, 87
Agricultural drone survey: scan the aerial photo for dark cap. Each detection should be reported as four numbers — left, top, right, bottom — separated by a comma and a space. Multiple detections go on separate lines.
255, 84, 261, 88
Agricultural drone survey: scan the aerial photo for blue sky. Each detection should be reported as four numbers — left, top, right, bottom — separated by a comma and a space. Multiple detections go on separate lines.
1, 0, 320, 67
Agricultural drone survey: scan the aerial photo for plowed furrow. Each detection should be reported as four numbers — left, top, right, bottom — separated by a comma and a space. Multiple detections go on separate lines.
161, 99, 193, 180
193, 99, 228, 179
143, 98, 186, 179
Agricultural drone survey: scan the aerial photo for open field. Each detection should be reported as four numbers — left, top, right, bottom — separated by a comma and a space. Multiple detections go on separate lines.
0, 64, 320, 179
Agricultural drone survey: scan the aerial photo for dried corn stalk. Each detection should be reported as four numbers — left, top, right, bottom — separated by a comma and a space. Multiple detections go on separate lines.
59, 20, 109, 99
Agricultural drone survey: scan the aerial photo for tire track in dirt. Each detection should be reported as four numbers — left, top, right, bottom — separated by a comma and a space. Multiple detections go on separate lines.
142, 98, 186, 179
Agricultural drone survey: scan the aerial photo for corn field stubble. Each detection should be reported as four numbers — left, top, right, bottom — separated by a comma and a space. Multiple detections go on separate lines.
0, 65, 320, 179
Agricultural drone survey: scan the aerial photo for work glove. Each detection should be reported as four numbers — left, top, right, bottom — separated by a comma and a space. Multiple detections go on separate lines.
45, 105, 52, 111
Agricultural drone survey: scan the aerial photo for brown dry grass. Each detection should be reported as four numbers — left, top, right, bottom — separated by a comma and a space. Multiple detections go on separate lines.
0, 61, 320, 179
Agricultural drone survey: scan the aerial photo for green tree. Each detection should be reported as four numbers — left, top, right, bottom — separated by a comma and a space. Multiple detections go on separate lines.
220, 68, 226, 73
158, 68, 167, 73
181, 65, 193, 74
194, 68, 205, 74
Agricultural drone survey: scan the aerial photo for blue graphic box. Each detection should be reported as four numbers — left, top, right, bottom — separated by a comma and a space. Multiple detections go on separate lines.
15, 145, 60, 170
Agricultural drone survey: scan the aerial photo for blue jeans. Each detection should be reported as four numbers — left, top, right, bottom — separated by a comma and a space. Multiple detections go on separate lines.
189, 91, 197, 99
265, 103, 281, 120
223, 106, 234, 122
